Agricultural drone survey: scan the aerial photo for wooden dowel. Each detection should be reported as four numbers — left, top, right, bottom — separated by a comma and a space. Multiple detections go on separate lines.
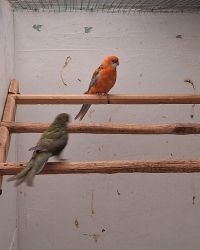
0, 127, 10, 194
8, 79, 19, 94
11, 94, 200, 105
0, 79, 18, 194
0, 127, 10, 162
2, 97, 16, 122
2, 160, 200, 175
1, 122, 200, 135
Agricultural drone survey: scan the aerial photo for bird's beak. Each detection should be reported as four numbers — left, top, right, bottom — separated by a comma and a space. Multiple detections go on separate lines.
117, 61, 119, 66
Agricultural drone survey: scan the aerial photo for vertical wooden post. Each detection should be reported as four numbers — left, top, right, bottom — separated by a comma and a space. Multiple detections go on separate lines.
0, 127, 10, 194
0, 79, 19, 194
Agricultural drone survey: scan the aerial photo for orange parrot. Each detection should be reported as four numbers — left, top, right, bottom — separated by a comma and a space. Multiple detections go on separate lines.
75, 55, 119, 121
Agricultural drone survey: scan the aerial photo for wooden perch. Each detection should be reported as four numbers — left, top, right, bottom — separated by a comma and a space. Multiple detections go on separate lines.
0, 127, 12, 194
11, 94, 200, 105
0, 79, 18, 194
2, 78, 200, 189
1, 122, 200, 135
0, 127, 10, 163
8, 79, 20, 94
1, 160, 200, 175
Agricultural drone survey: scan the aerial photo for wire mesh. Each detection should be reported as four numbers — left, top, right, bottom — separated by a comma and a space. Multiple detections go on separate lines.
6, 0, 200, 13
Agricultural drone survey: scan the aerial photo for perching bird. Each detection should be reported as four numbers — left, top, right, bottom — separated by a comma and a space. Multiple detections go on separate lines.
75, 55, 119, 121
7, 113, 70, 187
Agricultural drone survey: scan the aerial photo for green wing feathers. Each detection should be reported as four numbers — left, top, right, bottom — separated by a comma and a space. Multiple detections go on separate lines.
7, 113, 69, 187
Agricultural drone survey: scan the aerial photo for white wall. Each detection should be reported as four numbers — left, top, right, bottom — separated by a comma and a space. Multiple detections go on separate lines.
14, 12, 200, 250
0, 1, 17, 250
0, 0, 14, 117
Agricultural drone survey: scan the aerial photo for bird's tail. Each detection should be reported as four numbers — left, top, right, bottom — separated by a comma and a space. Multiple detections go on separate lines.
7, 152, 51, 186
75, 104, 91, 121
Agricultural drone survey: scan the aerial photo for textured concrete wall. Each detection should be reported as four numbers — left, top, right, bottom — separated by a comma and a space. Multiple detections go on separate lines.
0, 1, 17, 250
14, 12, 200, 250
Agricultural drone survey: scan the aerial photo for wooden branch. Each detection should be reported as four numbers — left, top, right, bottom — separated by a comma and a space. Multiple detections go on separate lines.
0, 127, 10, 162
8, 79, 19, 94
2, 160, 200, 175
2, 97, 16, 122
11, 94, 200, 105
0, 79, 18, 194
1, 122, 200, 135
0, 127, 10, 193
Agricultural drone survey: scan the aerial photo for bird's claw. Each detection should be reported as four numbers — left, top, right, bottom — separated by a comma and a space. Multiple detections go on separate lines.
95, 92, 108, 96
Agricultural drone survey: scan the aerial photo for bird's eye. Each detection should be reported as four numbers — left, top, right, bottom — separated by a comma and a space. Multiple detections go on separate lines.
112, 60, 115, 63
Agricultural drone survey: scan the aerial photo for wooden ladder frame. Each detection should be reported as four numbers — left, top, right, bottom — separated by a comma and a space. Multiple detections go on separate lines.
1, 79, 200, 193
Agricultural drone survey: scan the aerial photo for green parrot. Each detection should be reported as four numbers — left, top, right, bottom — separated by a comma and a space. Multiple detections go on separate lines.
7, 113, 70, 187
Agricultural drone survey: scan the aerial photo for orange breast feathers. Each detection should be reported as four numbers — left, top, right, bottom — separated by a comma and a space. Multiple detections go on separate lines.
87, 55, 119, 95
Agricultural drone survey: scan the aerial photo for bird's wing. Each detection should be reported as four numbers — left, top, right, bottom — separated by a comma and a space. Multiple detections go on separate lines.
87, 66, 102, 92
29, 126, 68, 153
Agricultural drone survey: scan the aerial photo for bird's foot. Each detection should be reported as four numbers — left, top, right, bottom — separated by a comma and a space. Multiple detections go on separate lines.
95, 93, 110, 103
95, 92, 108, 96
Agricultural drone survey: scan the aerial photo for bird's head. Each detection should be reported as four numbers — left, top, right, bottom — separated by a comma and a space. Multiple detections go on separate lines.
54, 113, 70, 126
104, 56, 119, 68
